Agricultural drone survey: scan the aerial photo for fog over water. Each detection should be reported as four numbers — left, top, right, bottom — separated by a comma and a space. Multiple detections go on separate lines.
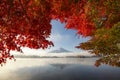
0, 58, 120, 80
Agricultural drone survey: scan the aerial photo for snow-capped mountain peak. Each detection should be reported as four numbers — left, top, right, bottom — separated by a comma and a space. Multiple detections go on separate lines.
49, 48, 72, 53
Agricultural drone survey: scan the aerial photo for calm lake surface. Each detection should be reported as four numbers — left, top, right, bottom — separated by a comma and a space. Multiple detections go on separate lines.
0, 58, 120, 80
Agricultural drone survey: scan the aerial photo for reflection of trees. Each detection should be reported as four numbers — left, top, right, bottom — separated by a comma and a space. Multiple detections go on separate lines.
51, 64, 69, 70
95, 54, 120, 67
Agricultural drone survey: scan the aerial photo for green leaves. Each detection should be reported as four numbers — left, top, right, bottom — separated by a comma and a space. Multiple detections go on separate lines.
78, 22, 120, 67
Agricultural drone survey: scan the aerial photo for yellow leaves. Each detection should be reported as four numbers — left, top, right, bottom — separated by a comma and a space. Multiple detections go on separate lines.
117, 43, 120, 49
84, 1, 90, 15
34, 0, 40, 5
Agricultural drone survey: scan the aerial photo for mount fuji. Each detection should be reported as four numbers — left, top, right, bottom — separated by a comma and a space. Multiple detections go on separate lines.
49, 48, 72, 53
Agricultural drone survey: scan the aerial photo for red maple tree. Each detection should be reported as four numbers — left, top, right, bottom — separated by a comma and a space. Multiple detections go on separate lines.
0, 0, 120, 65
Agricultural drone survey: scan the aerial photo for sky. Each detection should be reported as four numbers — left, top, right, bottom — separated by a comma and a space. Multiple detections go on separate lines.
48, 20, 89, 52
12, 20, 90, 55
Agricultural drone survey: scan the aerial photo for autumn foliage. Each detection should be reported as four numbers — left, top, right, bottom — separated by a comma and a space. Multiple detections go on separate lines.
0, 0, 120, 65
0, 0, 54, 64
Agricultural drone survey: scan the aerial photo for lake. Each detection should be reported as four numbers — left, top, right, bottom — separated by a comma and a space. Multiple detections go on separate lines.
0, 58, 120, 80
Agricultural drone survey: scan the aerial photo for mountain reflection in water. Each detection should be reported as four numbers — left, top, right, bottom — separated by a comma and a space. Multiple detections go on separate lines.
0, 58, 120, 80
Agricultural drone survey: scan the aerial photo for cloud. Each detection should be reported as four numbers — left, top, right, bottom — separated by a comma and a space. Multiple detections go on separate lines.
11, 47, 47, 55
49, 33, 71, 43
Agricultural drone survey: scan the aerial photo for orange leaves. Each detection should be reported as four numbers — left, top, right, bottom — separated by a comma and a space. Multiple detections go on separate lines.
51, 0, 96, 36
65, 14, 95, 36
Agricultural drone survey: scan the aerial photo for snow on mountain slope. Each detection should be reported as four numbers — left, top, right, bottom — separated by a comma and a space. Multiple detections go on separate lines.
49, 48, 72, 53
